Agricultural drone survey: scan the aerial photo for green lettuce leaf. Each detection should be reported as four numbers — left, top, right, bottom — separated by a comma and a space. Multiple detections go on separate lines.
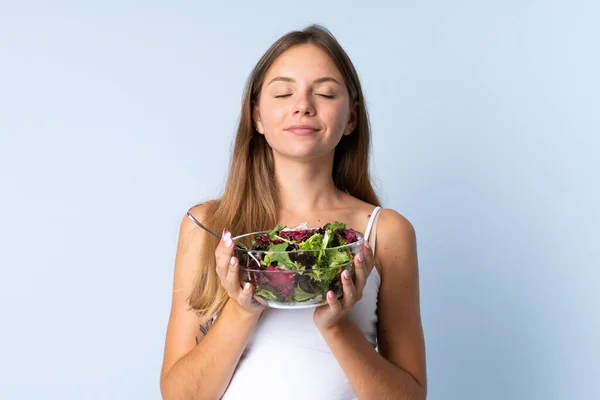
322, 221, 347, 249
293, 287, 317, 302
254, 287, 278, 301
309, 247, 351, 287
326, 248, 352, 268
266, 224, 286, 240
262, 242, 295, 269
299, 232, 324, 251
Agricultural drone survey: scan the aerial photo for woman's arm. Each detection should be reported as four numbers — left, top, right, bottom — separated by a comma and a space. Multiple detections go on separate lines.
161, 299, 260, 400
160, 205, 261, 400
318, 209, 427, 399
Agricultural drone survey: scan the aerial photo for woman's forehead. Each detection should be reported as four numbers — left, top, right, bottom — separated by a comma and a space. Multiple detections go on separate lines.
264, 45, 343, 83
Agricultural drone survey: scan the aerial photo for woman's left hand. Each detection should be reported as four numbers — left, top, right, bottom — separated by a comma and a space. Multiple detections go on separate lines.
313, 241, 375, 331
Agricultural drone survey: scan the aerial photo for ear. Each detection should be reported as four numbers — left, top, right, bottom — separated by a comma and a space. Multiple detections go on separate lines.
343, 102, 359, 136
252, 107, 264, 135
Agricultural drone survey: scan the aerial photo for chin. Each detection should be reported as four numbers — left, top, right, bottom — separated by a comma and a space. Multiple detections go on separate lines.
266, 137, 338, 162
273, 147, 333, 162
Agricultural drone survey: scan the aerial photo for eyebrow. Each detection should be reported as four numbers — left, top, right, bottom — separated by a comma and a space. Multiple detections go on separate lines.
267, 76, 341, 86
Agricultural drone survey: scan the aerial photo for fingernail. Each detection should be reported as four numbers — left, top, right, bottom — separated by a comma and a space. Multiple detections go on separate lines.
328, 291, 335, 299
230, 257, 236, 266
357, 252, 364, 262
226, 239, 233, 248
244, 282, 251, 291
364, 240, 371, 249
343, 270, 350, 279
224, 231, 232, 241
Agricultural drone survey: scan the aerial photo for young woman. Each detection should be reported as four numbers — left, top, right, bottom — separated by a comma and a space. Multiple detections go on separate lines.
160, 25, 427, 400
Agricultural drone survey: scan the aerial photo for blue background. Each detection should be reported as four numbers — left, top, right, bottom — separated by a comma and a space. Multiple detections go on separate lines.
1, 1, 598, 399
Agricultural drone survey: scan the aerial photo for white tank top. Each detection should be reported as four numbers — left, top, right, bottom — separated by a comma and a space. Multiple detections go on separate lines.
222, 207, 383, 400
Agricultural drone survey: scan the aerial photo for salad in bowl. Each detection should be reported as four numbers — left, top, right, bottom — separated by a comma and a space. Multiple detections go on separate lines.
233, 222, 364, 309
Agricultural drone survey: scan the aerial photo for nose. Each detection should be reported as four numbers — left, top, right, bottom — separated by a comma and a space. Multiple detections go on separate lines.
293, 92, 316, 116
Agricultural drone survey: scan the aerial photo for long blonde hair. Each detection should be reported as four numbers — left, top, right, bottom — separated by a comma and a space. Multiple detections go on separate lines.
188, 24, 380, 318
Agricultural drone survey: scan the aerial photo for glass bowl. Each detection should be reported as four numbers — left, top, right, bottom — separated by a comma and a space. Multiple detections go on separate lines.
232, 230, 364, 309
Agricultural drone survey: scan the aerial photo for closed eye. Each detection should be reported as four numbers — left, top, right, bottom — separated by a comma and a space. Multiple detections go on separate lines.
275, 94, 335, 99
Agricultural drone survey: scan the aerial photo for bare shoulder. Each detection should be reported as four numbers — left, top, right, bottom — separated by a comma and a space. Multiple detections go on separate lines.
174, 200, 217, 280
184, 201, 218, 233
374, 208, 417, 277
376, 208, 416, 241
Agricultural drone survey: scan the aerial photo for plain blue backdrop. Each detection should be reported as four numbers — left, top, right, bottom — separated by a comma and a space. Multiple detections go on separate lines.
1, 1, 598, 399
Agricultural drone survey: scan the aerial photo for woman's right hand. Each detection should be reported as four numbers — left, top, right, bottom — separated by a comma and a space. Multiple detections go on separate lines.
215, 230, 265, 314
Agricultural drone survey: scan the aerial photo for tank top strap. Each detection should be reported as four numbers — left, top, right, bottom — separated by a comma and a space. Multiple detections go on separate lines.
364, 206, 382, 242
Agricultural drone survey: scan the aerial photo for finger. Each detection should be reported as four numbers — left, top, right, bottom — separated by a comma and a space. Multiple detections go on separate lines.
215, 230, 235, 280
237, 281, 254, 307
353, 251, 369, 298
239, 283, 266, 311
224, 255, 243, 295
342, 270, 360, 308
362, 241, 375, 275
341, 268, 357, 307
326, 290, 343, 313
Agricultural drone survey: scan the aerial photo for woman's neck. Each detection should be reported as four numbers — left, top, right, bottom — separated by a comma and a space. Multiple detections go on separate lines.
273, 154, 344, 215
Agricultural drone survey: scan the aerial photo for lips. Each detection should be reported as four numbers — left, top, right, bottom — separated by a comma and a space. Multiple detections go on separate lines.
285, 124, 320, 135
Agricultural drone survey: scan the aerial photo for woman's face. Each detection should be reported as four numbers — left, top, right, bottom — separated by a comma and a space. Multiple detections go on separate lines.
253, 44, 357, 161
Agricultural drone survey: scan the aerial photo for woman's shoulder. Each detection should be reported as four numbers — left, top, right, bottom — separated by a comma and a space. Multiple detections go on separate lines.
177, 200, 221, 244
185, 200, 219, 223
372, 207, 418, 277
376, 208, 415, 236
341, 198, 416, 277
